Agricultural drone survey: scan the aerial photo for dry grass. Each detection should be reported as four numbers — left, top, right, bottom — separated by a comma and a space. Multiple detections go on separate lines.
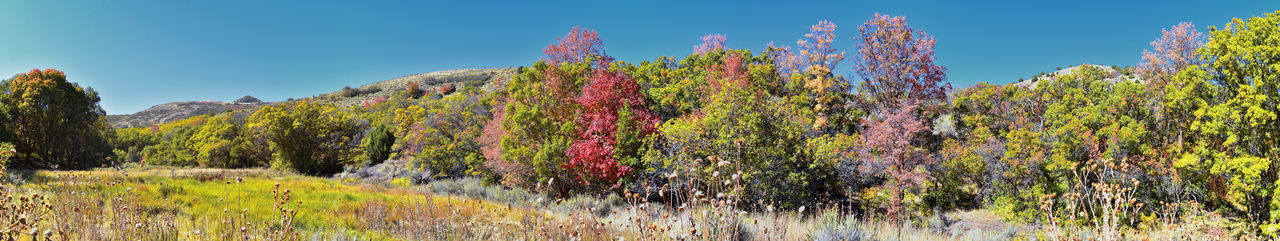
3, 167, 627, 240
0, 166, 1241, 240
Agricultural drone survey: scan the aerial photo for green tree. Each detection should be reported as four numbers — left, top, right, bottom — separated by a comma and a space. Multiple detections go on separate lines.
363, 124, 394, 166
651, 52, 835, 209
0, 69, 111, 169
501, 60, 591, 192
248, 100, 364, 175
1172, 11, 1280, 231
110, 127, 158, 164
186, 113, 267, 168
141, 116, 207, 166
396, 89, 492, 178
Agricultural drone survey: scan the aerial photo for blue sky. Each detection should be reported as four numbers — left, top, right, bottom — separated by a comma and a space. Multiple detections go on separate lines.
1, 1, 1277, 114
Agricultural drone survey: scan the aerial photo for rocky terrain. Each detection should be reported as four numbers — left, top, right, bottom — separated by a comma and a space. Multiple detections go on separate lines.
1010, 64, 1142, 89
310, 67, 520, 108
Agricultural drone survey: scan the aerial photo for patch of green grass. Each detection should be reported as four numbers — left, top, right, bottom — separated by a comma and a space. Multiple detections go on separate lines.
19, 168, 617, 240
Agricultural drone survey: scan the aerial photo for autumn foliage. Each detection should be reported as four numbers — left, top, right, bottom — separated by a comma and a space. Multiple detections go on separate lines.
32, 10, 1280, 238
542, 26, 611, 67
859, 101, 932, 219
564, 68, 658, 188
693, 33, 727, 54
406, 82, 424, 99
770, 20, 846, 78
853, 13, 950, 109
799, 20, 845, 72
1138, 22, 1204, 88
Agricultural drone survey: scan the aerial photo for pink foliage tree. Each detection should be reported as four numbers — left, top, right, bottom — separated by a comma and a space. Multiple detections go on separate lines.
564, 68, 659, 188
1137, 22, 1205, 87
852, 13, 949, 108
543, 26, 612, 67
859, 101, 933, 220
361, 96, 388, 108
694, 33, 728, 54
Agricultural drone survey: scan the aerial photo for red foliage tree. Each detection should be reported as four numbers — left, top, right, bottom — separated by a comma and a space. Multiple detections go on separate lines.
1137, 22, 1204, 88
708, 53, 752, 93
541, 27, 612, 105
543, 26, 612, 67
406, 82, 424, 99
439, 84, 455, 95
693, 33, 728, 54
563, 68, 659, 188
361, 96, 389, 108
852, 13, 949, 109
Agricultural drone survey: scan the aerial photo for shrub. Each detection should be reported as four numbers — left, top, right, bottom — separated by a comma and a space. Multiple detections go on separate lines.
407, 82, 424, 99
439, 84, 455, 95
341, 86, 358, 97
426, 177, 544, 206
808, 210, 871, 241
0, 143, 13, 168
361, 95, 389, 108
362, 124, 394, 166
188, 114, 267, 168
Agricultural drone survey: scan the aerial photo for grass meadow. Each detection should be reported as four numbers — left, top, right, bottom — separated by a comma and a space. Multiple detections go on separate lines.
0, 166, 1234, 240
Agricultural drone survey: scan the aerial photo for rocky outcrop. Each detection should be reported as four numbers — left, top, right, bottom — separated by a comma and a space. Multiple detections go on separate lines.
1010, 64, 1142, 89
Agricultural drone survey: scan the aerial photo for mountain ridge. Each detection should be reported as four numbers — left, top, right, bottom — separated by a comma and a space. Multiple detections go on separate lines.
107, 67, 520, 129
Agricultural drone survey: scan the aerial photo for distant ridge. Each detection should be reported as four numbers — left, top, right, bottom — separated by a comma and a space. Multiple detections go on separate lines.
107, 67, 521, 129
310, 67, 519, 108
106, 101, 258, 129
1009, 64, 1142, 89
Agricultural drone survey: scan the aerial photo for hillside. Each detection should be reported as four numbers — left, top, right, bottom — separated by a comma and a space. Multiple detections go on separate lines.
106, 101, 266, 129
309, 67, 519, 108
107, 67, 520, 129
1009, 64, 1143, 89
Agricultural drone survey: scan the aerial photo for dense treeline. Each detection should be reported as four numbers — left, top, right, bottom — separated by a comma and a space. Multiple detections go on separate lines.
2, 10, 1279, 237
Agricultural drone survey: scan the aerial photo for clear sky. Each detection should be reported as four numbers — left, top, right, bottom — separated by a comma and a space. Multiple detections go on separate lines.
2, 1, 1277, 114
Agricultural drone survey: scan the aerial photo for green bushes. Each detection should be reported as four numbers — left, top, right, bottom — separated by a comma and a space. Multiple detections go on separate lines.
395, 89, 492, 178
110, 127, 159, 164
248, 100, 365, 175
129, 113, 269, 168
1172, 10, 1280, 231
362, 124, 394, 166
500, 60, 589, 193
189, 113, 268, 168
139, 116, 208, 166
